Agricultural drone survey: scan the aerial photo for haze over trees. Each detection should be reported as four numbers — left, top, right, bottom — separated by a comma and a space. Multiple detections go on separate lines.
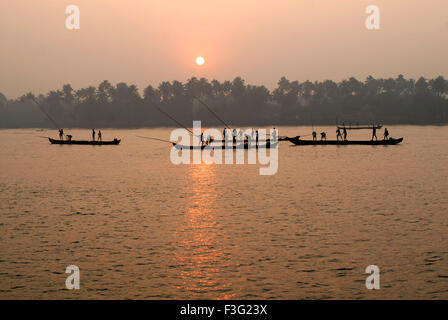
0, 75, 447, 128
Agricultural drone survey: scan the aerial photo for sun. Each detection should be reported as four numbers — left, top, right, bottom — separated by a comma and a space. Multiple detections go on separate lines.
195, 56, 205, 66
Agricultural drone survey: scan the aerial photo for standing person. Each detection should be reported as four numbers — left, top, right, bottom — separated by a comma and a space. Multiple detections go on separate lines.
59, 128, 64, 140
312, 131, 317, 141
223, 128, 227, 142
92, 129, 95, 141
336, 128, 342, 141
98, 130, 102, 142
207, 134, 212, 146
372, 126, 377, 141
343, 127, 347, 141
232, 129, 237, 144
320, 132, 326, 141
384, 128, 389, 140
200, 132, 204, 146
255, 130, 259, 146
272, 127, 277, 141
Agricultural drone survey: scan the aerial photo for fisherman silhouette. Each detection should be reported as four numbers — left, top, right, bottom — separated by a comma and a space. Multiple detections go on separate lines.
343, 127, 347, 141
98, 130, 102, 142
59, 128, 64, 140
372, 127, 377, 141
312, 131, 317, 141
320, 132, 326, 141
92, 129, 95, 141
336, 128, 342, 141
384, 128, 389, 140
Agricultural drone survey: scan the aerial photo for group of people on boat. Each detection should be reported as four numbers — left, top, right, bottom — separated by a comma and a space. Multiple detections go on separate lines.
372, 127, 389, 141
92, 129, 102, 142
308, 126, 390, 141
198, 127, 278, 146
311, 131, 328, 141
58, 128, 103, 141
58, 128, 73, 141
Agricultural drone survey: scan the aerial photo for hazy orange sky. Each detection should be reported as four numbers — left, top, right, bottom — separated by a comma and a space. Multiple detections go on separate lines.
1, 0, 447, 98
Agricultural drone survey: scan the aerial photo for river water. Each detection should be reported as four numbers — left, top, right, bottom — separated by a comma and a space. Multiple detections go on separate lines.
0, 126, 447, 299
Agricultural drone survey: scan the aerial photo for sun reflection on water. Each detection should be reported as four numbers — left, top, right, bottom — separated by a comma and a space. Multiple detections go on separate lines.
173, 164, 235, 299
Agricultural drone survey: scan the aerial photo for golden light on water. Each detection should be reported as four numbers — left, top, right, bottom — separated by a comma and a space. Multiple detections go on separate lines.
173, 164, 236, 299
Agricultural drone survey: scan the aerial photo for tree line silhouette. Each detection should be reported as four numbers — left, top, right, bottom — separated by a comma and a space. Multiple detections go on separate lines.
0, 75, 447, 128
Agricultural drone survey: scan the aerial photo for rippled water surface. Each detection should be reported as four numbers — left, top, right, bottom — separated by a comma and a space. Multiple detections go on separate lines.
0, 126, 447, 299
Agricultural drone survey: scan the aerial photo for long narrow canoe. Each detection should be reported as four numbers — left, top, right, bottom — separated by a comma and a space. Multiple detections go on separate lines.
288, 137, 403, 146
173, 141, 278, 150
49, 138, 121, 145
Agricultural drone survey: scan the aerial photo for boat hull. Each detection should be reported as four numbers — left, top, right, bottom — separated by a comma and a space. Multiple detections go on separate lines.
48, 138, 121, 145
288, 137, 403, 146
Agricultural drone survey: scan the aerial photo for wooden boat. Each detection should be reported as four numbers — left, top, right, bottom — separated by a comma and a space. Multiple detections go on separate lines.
288, 137, 403, 146
48, 138, 121, 145
173, 141, 278, 150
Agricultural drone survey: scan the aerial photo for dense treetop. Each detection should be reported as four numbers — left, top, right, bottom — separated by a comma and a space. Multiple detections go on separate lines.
0, 75, 447, 128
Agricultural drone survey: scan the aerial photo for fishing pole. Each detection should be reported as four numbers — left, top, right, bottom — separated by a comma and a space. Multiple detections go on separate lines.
153, 105, 194, 135
193, 96, 231, 129
37, 104, 61, 129
135, 135, 174, 144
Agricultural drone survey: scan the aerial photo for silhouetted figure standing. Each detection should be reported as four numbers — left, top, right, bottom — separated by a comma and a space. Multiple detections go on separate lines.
59, 128, 64, 140
98, 130, 102, 142
372, 127, 377, 141
200, 132, 204, 146
343, 127, 347, 141
272, 127, 277, 141
92, 129, 95, 141
312, 131, 317, 141
320, 132, 326, 141
384, 128, 389, 140
256, 130, 259, 146
232, 129, 237, 145
223, 128, 227, 141
336, 128, 342, 141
